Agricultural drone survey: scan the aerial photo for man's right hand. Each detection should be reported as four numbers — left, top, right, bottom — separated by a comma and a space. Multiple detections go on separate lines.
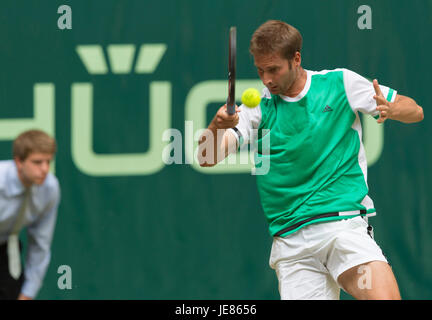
209, 104, 240, 130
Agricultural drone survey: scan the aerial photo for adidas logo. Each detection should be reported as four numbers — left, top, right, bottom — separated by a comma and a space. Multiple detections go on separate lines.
322, 105, 333, 113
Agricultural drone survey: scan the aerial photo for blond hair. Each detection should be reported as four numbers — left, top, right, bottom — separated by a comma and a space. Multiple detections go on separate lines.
13, 129, 57, 160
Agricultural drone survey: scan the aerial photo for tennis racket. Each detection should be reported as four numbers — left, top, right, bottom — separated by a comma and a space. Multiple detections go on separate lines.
227, 26, 236, 115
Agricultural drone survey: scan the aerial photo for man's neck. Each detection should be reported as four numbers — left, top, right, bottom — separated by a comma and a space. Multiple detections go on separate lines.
284, 67, 307, 97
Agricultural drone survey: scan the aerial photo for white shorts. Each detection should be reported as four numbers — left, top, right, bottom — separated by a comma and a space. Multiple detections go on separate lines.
269, 217, 388, 300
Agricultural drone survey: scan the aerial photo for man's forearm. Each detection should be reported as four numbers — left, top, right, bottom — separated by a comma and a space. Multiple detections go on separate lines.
390, 95, 424, 123
198, 123, 225, 167
198, 123, 238, 167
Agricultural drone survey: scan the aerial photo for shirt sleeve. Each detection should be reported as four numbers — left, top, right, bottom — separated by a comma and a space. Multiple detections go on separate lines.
21, 182, 60, 298
343, 68, 397, 119
228, 87, 266, 148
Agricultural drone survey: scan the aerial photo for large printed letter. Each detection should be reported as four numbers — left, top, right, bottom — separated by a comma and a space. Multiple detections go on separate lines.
71, 82, 171, 176
0, 83, 55, 172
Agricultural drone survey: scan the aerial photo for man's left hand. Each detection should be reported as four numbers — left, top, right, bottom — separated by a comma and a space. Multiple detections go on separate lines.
373, 79, 393, 123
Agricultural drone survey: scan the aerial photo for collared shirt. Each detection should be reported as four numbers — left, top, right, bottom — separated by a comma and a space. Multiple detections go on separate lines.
0, 160, 60, 298
230, 69, 397, 237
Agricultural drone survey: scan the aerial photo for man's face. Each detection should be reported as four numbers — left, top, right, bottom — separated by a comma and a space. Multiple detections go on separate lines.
15, 152, 53, 186
254, 52, 299, 95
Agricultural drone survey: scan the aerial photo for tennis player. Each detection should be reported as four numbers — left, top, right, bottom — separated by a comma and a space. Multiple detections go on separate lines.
198, 20, 424, 299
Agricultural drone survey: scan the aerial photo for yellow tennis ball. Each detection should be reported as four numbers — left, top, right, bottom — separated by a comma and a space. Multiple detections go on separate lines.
241, 88, 261, 108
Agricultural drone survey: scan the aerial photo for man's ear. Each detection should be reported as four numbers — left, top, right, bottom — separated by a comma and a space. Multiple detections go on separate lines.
294, 51, 301, 67
14, 156, 23, 169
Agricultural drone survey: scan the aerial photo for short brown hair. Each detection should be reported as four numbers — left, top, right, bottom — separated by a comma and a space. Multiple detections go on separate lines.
13, 129, 57, 161
249, 20, 303, 60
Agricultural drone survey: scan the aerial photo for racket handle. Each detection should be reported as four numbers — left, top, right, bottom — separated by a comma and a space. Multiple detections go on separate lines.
226, 103, 236, 115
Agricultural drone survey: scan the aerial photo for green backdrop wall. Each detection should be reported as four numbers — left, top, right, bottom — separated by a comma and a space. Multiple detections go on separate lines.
0, 0, 430, 299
